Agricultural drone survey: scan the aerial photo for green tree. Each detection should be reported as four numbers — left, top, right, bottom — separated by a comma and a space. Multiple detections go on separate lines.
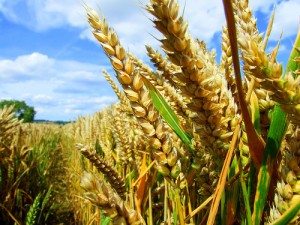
0, 100, 36, 122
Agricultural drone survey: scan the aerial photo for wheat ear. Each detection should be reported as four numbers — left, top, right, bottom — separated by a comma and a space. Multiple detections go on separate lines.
234, 0, 300, 126
76, 144, 126, 199
80, 171, 145, 225
85, 5, 191, 181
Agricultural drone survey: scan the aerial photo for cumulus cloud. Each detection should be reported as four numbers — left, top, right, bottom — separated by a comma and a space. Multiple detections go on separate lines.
32, 94, 53, 104
80, 28, 96, 43
61, 70, 105, 83
57, 95, 117, 120
179, 1, 224, 43
0, 0, 224, 57
0, 52, 108, 84
0, 52, 117, 120
0, 0, 97, 31
3, 0, 296, 59
37, 95, 116, 121
249, 0, 277, 13
81, 0, 298, 58
64, 96, 116, 110
16, 92, 117, 121
0, 53, 54, 82
1, 0, 297, 44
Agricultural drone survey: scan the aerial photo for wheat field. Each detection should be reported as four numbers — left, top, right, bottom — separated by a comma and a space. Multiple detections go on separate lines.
0, 0, 299, 224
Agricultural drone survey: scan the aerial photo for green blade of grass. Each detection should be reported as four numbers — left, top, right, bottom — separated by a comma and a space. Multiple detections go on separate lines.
142, 75, 195, 151
270, 201, 300, 225
12, 168, 29, 188
38, 186, 52, 223
285, 29, 300, 74
169, 190, 178, 225
237, 155, 252, 225
0, 204, 22, 225
247, 162, 256, 200
100, 211, 112, 225
252, 105, 287, 225
252, 29, 300, 225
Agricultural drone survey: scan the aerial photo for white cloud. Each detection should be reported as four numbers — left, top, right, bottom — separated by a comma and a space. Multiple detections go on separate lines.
2, 0, 294, 58
249, 0, 277, 13
179, 1, 224, 43
31, 94, 53, 104
77, 0, 225, 59
61, 95, 117, 119
0, 52, 108, 84
80, 0, 295, 58
0, 52, 118, 120
19, 93, 117, 121
0, 0, 224, 57
80, 28, 96, 42
60, 70, 104, 83
64, 108, 81, 115
0, 0, 97, 31
1, 0, 296, 44
269, 0, 300, 41
266, 42, 288, 55
0, 53, 54, 81
34, 107, 46, 114
92, 0, 226, 52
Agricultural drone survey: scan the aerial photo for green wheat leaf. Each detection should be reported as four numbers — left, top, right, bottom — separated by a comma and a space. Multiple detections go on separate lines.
142, 76, 195, 151
270, 201, 300, 225
252, 105, 287, 225
252, 30, 300, 224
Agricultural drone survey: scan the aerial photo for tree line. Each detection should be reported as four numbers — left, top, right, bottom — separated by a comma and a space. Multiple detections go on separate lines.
0, 100, 36, 122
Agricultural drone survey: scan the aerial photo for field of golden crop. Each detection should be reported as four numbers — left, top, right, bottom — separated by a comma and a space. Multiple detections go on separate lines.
1, 0, 299, 224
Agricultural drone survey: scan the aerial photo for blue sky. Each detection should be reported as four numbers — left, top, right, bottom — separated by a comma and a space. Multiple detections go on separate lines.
0, 0, 299, 121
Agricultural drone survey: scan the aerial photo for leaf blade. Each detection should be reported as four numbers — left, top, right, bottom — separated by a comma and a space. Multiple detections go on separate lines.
142, 76, 194, 151
252, 29, 299, 224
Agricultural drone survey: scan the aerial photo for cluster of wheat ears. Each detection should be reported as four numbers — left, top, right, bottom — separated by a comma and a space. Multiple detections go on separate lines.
1, 0, 299, 224
77, 0, 300, 224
